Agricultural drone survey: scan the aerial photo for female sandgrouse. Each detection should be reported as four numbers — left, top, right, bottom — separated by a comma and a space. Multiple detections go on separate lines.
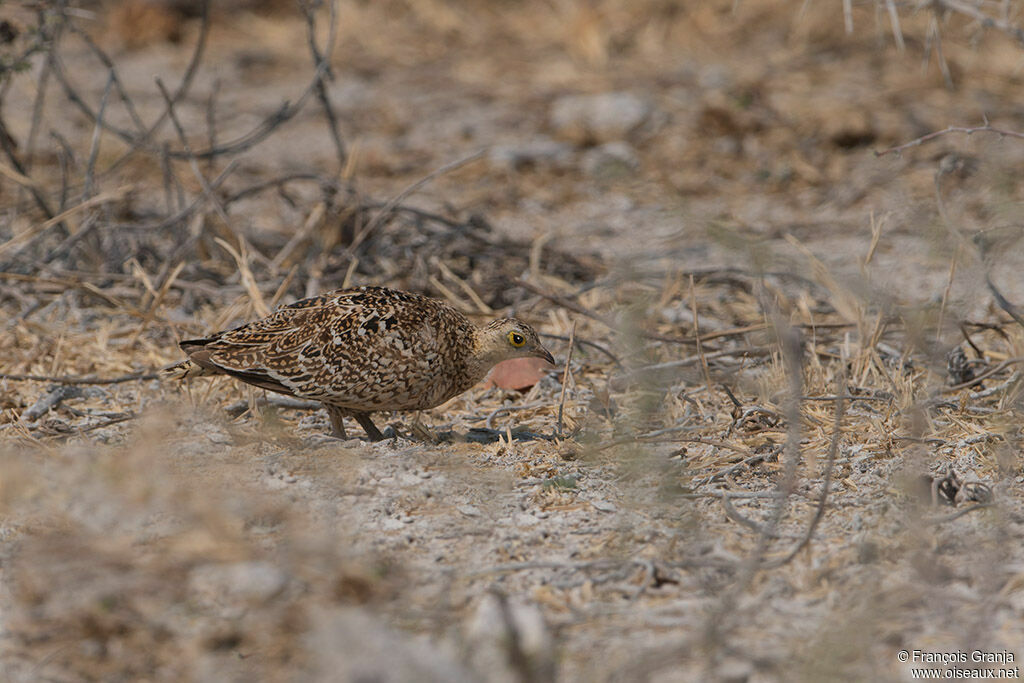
177, 286, 554, 440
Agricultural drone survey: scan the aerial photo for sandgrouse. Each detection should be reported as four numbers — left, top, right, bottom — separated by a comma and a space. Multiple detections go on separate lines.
175, 286, 554, 440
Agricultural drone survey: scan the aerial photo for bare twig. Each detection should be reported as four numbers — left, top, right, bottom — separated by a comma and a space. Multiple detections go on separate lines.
154, 77, 233, 228
349, 149, 486, 252
539, 332, 622, 367
986, 275, 1024, 329
516, 279, 710, 347
82, 72, 115, 202
941, 357, 1024, 394
25, 49, 54, 169
483, 400, 550, 430
302, 0, 345, 170
936, 0, 1024, 46
875, 121, 1024, 157
0, 186, 133, 260
721, 493, 781, 537
700, 314, 804, 662
74, 413, 137, 434
689, 274, 713, 395
764, 382, 847, 568
924, 502, 995, 525
556, 322, 576, 437
885, 0, 906, 51
49, 0, 211, 156
0, 371, 160, 385
0, 114, 61, 229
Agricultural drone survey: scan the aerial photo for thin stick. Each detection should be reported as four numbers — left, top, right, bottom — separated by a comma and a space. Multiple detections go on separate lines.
25, 50, 53, 169
0, 186, 132, 258
341, 256, 359, 288
0, 162, 40, 188
0, 115, 61, 230
154, 77, 233, 228
215, 237, 271, 318
270, 201, 326, 273
925, 502, 995, 525
556, 322, 576, 438
936, 247, 959, 344
0, 371, 160, 385
205, 79, 219, 173
437, 260, 493, 315
690, 274, 713, 396
935, 0, 1024, 46
885, 0, 905, 51
538, 332, 622, 367
941, 356, 1024, 393
128, 260, 186, 346
516, 279, 706, 347
82, 72, 115, 202
483, 400, 551, 430
302, 0, 345, 170
49, 0, 210, 153
349, 149, 486, 252
269, 265, 299, 310
765, 380, 847, 568
875, 121, 1024, 157
986, 274, 1024, 329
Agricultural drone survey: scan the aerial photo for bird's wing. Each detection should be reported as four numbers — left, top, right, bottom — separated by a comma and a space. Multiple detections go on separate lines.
179, 289, 444, 405
181, 293, 357, 398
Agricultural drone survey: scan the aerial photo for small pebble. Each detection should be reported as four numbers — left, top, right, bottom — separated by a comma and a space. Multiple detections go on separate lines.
458, 505, 482, 517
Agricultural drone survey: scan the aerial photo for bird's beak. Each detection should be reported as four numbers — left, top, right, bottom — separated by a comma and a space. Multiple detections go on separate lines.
536, 347, 556, 366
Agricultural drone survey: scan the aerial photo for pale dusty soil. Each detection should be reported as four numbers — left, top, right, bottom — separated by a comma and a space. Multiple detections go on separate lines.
3, 2, 1024, 682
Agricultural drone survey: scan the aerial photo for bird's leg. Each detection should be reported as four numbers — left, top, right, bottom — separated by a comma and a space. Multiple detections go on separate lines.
325, 404, 347, 439
351, 412, 385, 441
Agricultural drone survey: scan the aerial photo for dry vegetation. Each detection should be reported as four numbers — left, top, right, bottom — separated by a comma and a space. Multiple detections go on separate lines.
3, 0, 1024, 681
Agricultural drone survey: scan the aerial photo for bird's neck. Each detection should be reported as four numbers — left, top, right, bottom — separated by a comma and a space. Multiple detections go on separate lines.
465, 328, 504, 382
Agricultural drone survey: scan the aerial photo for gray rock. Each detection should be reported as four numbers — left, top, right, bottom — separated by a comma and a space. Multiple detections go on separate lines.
308, 608, 476, 683
457, 504, 482, 517
581, 141, 639, 178
188, 561, 289, 608
550, 92, 653, 144
489, 136, 575, 171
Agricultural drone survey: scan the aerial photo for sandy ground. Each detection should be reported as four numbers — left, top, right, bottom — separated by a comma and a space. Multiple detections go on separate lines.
3, 1, 1024, 681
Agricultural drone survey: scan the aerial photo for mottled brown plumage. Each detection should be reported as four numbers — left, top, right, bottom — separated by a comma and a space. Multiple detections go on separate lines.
175, 286, 554, 440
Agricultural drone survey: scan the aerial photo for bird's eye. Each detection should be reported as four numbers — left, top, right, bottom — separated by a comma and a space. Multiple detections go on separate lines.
508, 331, 526, 347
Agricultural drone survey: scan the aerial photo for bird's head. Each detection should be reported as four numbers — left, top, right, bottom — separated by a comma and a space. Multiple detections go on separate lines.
473, 318, 555, 368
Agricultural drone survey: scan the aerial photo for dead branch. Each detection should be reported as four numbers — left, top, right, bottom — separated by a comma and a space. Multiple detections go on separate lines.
764, 382, 847, 569
349, 149, 486, 252
82, 73, 114, 201
153, 77, 232, 228
936, 0, 1024, 47
0, 113, 61, 230
875, 121, 1024, 157
924, 502, 995, 525
538, 332, 622, 367
49, 1, 209, 154
555, 322, 576, 438
940, 356, 1024, 394
301, 0, 345, 170
720, 493, 782, 537
0, 371, 160, 385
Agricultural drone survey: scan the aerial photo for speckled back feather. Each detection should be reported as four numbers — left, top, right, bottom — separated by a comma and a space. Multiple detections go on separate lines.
181, 286, 490, 412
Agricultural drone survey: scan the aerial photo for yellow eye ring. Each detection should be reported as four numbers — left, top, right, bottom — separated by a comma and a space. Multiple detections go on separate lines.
508, 331, 526, 347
